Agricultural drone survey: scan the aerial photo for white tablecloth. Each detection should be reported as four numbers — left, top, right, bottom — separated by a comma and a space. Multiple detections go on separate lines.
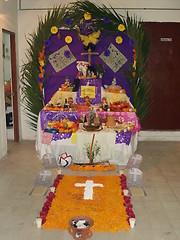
36, 114, 138, 165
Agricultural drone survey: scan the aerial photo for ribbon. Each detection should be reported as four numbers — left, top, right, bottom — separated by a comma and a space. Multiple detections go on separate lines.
79, 30, 101, 46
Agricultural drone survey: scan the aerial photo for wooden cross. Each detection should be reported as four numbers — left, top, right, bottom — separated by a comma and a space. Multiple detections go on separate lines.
81, 48, 99, 66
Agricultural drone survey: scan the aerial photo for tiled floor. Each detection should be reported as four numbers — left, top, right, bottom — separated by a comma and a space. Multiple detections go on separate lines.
0, 141, 180, 240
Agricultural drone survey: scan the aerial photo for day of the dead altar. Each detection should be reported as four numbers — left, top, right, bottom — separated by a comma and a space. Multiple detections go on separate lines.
33, 6, 142, 166
22, 1, 152, 234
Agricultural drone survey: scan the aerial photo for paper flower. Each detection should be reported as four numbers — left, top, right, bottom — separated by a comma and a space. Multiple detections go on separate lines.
38, 76, 44, 83
116, 36, 123, 44
44, 40, 51, 49
104, 49, 110, 57
103, 17, 110, 23
118, 24, 125, 32
64, 50, 70, 58
65, 18, 72, 25
129, 39, 135, 47
51, 26, 58, 34
84, 12, 91, 20
65, 36, 72, 44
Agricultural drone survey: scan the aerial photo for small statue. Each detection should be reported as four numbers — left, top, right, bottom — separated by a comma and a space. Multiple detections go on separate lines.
112, 77, 117, 86
84, 96, 91, 106
56, 98, 62, 107
73, 78, 80, 92
68, 97, 73, 107
76, 61, 89, 78
96, 60, 105, 78
64, 98, 69, 108
101, 97, 108, 111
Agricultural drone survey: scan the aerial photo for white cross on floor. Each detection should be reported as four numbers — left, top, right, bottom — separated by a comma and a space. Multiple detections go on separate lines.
75, 180, 103, 200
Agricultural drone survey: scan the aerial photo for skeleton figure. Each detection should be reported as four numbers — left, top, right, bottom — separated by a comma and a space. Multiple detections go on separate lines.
76, 61, 89, 78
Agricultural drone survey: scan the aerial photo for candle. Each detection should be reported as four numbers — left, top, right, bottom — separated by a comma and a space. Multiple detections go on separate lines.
35, 218, 42, 228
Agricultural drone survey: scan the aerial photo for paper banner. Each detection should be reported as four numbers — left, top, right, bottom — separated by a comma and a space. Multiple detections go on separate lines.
42, 132, 53, 145
49, 45, 76, 72
80, 86, 96, 98
100, 43, 127, 73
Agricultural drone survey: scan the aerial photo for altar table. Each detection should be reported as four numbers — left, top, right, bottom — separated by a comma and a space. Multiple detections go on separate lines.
36, 110, 140, 165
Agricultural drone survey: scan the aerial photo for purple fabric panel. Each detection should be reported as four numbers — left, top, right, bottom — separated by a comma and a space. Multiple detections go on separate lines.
115, 131, 132, 145
76, 78, 102, 104
43, 30, 134, 104
51, 131, 132, 144
52, 132, 72, 141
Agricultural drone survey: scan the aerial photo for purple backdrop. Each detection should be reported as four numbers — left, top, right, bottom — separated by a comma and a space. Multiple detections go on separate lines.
44, 29, 134, 104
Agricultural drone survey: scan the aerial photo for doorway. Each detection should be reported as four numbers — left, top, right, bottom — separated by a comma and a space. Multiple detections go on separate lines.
2, 30, 19, 142
142, 23, 180, 130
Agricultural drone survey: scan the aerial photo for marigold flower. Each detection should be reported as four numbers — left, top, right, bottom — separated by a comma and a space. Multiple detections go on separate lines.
133, 61, 136, 68
132, 71, 136, 78
51, 26, 58, 34
65, 35, 72, 44
116, 36, 123, 44
39, 73, 43, 78
39, 60, 45, 67
42, 175, 131, 232
39, 83, 43, 91
84, 12, 91, 20
118, 24, 125, 32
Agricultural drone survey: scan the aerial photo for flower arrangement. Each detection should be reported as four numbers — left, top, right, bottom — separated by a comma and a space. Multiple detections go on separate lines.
84, 141, 101, 163
41, 175, 131, 231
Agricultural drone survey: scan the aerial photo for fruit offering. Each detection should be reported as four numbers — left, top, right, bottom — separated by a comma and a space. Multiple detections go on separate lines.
48, 118, 78, 133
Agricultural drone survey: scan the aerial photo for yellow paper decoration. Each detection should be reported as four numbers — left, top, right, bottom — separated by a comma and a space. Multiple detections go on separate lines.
51, 26, 58, 34
116, 36, 123, 44
84, 12, 91, 20
80, 30, 101, 47
71, 132, 77, 144
118, 24, 125, 32
81, 86, 95, 98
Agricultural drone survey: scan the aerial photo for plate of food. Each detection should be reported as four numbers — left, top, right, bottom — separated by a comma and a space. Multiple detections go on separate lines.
82, 123, 102, 132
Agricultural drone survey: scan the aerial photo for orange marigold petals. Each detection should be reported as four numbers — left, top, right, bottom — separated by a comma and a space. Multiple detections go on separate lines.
42, 176, 130, 232
70, 163, 115, 172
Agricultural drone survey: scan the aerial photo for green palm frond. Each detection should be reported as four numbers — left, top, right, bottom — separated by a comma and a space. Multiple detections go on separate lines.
20, 6, 68, 130
21, 1, 151, 130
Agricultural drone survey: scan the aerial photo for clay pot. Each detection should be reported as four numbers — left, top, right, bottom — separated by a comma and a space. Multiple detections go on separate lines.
68, 216, 94, 240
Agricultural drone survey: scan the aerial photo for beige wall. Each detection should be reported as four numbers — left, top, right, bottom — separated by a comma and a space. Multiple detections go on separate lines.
0, 0, 18, 159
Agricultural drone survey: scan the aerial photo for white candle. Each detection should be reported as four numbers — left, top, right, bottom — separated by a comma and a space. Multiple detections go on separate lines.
123, 189, 129, 196
119, 170, 124, 175
50, 186, 55, 193
35, 218, 42, 228
129, 218, 136, 228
